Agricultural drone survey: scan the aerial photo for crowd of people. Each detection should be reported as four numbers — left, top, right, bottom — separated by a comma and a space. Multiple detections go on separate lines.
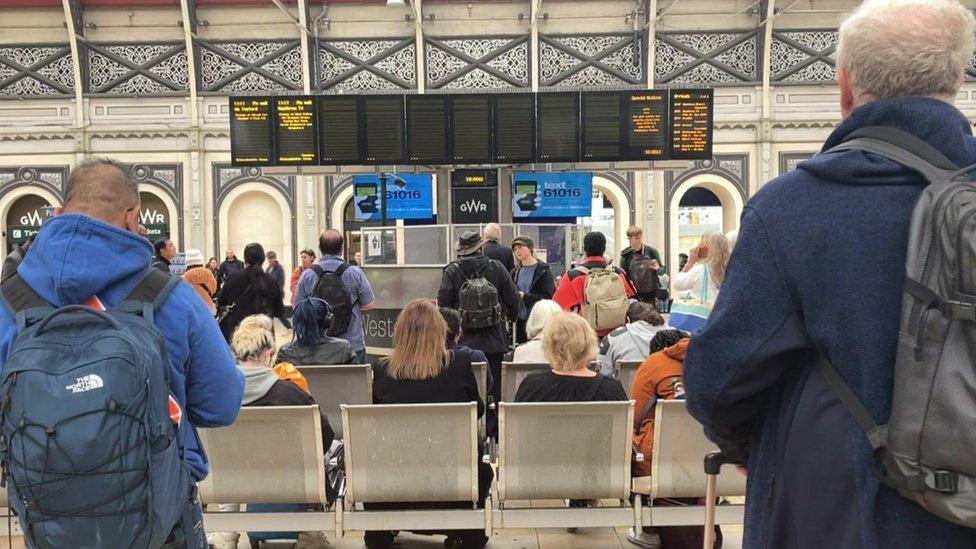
2, 1, 976, 548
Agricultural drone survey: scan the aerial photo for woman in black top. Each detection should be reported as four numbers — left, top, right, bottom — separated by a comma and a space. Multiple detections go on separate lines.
368, 299, 490, 549
510, 236, 557, 344
277, 298, 357, 366
217, 242, 286, 342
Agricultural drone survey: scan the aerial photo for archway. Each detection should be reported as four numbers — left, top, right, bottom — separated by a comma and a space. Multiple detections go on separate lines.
1, 189, 59, 253
575, 175, 630, 260
220, 185, 292, 299
667, 175, 743, 274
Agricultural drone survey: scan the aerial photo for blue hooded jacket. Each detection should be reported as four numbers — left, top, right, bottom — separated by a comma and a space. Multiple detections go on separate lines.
684, 97, 976, 548
0, 214, 244, 482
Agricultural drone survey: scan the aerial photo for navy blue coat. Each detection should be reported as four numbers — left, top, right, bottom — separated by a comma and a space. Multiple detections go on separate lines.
683, 97, 976, 548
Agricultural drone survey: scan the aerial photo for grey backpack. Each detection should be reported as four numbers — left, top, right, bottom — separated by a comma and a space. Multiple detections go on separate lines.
820, 126, 976, 527
455, 260, 502, 330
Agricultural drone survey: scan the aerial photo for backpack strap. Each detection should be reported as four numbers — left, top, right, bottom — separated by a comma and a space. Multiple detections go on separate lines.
634, 395, 657, 432
332, 262, 351, 277
120, 269, 180, 323
310, 264, 324, 278
826, 126, 959, 182
1, 273, 52, 332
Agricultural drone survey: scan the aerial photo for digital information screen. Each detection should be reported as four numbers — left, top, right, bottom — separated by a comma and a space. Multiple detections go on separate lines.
274, 96, 317, 165
627, 91, 668, 160
451, 169, 498, 188
669, 89, 713, 159
451, 95, 492, 163
407, 96, 449, 164
364, 96, 405, 164
230, 97, 273, 166
494, 94, 535, 163
512, 171, 592, 219
581, 92, 623, 161
537, 93, 580, 162
318, 96, 360, 165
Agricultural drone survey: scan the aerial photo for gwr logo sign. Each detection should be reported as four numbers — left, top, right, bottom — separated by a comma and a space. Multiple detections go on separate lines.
140, 209, 166, 225
452, 187, 497, 224
19, 209, 45, 226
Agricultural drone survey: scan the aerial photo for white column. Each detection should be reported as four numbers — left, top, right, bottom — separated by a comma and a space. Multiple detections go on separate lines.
530, 0, 541, 91
179, 0, 199, 124
414, 0, 425, 92
298, 0, 312, 93
646, 0, 657, 88
60, 0, 85, 130
759, 0, 777, 188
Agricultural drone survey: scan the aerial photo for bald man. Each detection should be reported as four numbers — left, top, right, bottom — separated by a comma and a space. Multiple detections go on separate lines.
482, 222, 514, 273
294, 229, 375, 363
0, 158, 243, 547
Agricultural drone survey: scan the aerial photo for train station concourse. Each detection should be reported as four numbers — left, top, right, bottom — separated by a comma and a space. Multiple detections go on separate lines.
0, 0, 975, 548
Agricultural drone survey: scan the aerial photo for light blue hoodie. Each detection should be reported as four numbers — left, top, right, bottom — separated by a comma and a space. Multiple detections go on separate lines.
0, 214, 244, 481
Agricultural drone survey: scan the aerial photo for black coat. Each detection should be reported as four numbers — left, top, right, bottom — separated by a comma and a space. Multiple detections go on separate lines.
511, 261, 556, 317
217, 266, 285, 341
217, 258, 244, 286
438, 254, 519, 354
483, 240, 514, 273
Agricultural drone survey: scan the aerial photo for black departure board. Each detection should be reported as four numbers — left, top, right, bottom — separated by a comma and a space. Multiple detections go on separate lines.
669, 89, 713, 159
493, 94, 535, 163
274, 96, 318, 165
451, 95, 492, 163
407, 95, 449, 164
364, 95, 405, 164
581, 92, 623, 161
627, 91, 668, 160
318, 96, 361, 164
230, 97, 274, 166
537, 93, 580, 162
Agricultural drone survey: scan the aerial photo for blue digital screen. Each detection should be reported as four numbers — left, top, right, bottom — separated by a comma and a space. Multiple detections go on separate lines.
353, 173, 434, 221
512, 172, 592, 219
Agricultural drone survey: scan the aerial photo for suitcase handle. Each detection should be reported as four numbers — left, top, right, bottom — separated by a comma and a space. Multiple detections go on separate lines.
704, 451, 732, 475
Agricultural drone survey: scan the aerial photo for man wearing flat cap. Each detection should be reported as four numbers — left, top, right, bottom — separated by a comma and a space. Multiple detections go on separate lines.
439, 230, 520, 407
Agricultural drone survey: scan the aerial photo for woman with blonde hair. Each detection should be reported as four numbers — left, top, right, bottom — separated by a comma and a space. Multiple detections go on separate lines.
368, 298, 492, 549
512, 299, 563, 363
514, 312, 628, 402
669, 232, 731, 333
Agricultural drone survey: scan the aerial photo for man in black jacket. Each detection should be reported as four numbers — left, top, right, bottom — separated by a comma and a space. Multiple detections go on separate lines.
217, 248, 244, 287
481, 223, 514, 273
439, 231, 519, 405
152, 237, 176, 273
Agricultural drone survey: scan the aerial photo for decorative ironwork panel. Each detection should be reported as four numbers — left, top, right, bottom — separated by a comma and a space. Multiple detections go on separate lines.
770, 31, 837, 84
426, 36, 528, 89
539, 34, 644, 87
0, 166, 69, 201
655, 31, 759, 85
779, 152, 816, 175
199, 41, 302, 93
88, 43, 188, 94
318, 39, 415, 91
0, 45, 75, 97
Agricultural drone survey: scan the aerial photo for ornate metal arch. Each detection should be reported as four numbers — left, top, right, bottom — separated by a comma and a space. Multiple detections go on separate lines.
655, 30, 760, 86
317, 38, 416, 91
198, 40, 303, 93
86, 43, 189, 95
131, 163, 184, 245
211, 165, 297, 263
539, 33, 644, 87
770, 31, 837, 85
425, 36, 529, 89
0, 166, 69, 202
0, 45, 75, 97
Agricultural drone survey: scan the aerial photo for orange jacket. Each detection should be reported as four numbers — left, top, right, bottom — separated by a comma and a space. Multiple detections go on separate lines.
182, 266, 217, 316
290, 266, 304, 302
631, 338, 688, 477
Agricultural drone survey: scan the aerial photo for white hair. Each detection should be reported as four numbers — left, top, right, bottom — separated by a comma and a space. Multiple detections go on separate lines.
482, 223, 502, 241
838, 0, 975, 104
525, 299, 563, 340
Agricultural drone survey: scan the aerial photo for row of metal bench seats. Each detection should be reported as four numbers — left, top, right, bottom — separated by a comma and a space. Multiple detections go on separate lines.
197, 399, 745, 538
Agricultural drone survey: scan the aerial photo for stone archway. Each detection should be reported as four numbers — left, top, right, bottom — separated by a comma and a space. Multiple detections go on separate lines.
667, 174, 744, 273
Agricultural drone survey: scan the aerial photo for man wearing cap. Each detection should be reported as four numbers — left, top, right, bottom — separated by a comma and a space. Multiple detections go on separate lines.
182, 249, 217, 316
511, 235, 556, 344
439, 230, 520, 405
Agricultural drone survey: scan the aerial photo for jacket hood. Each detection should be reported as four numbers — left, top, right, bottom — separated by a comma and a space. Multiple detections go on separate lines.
663, 338, 689, 361
799, 97, 976, 187
627, 320, 660, 341
18, 214, 154, 306
241, 366, 279, 405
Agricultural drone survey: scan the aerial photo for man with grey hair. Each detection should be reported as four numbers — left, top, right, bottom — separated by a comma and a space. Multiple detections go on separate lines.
682, 1, 976, 548
482, 222, 514, 273
0, 158, 243, 547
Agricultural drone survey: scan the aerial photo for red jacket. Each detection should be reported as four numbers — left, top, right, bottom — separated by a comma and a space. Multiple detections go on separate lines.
552, 256, 636, 337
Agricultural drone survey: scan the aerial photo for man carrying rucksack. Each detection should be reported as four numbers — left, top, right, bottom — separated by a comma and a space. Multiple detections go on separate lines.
0, 159, 244, 548
619, 225, 666, 305
684, 2, 976, 548
553, 231, 635, 338
294, 229, 375, 364
438, 231, 519, 405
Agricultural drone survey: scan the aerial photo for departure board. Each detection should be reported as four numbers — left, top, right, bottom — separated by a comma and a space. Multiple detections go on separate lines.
537, 93, 580, 162
364, 95, 405, 164
669, 89, 713, 159
451, 95, 492, 163
318, 96, 361, 165
407, 95, 449, 164
230, 97, 274, 166
581, 92, 623, 161
627, 91, 667, 160
274, 96, 318, 165
494, 94, 535, 163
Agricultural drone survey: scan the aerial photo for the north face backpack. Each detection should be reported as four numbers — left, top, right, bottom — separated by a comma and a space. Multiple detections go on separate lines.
628, 249, 659, 295
311, 263, 353, 337
456, 261, 502, 330
575, 266, 629, 332
0, 269, 188, 548
819, 126, 976, 527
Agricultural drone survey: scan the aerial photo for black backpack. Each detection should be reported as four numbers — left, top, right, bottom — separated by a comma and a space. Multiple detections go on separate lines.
311, 263, 353, 337
455, 261, 502, 330
628, 248, 658, 294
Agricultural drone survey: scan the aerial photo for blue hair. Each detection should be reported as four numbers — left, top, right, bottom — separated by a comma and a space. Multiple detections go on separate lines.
292, 298, 331, 348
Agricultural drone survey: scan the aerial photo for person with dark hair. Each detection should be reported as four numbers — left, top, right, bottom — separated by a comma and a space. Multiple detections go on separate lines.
552, 231, 635, 337
439, 306, 493, 396
265, 250, 285, 292
217, 248, 244, 288
1, 233, 33, 283
277, 298, 356, 366
290, 248, 316, 301
216, 242, 286, 342
152, 237, 176, 273
597, 301, 668, 376
294, 230, 375, 364
511, 236, 556, 344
